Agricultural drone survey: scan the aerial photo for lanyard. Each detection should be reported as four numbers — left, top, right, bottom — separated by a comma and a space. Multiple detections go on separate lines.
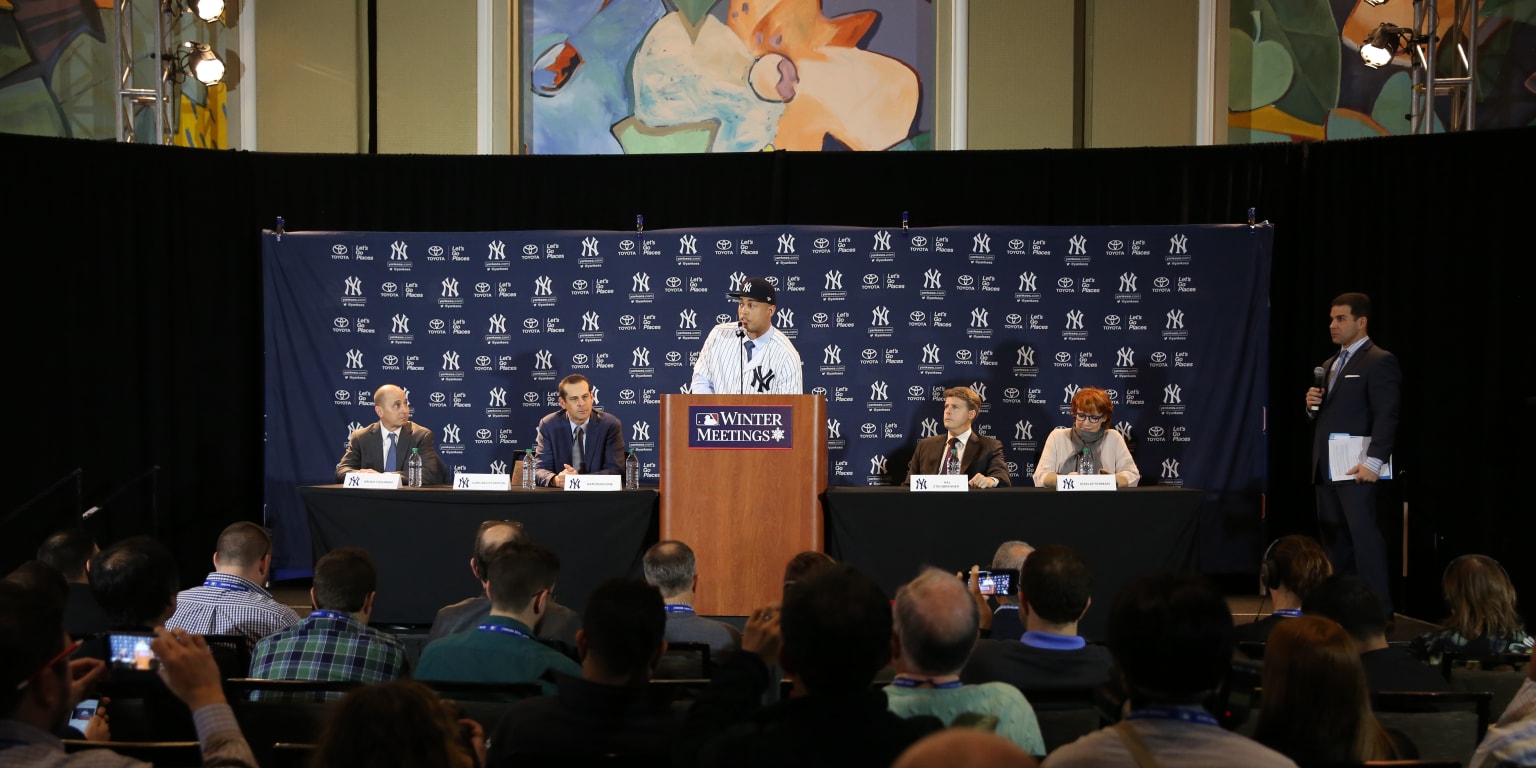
203, 576, 251, 592
477, 623, 531, 639
309, 610, 349, 621
891, 676, 964, 689
1125, 707, 1220, 727
664, 605, 696, 614
1271, 609, 1302, 618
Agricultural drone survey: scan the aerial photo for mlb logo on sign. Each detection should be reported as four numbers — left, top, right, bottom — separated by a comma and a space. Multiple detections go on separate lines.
695, 412, 722, 426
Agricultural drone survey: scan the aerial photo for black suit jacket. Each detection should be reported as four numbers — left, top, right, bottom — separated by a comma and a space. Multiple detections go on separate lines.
335, 421, 447, 484
904, 432, 1012, 486
1309, 340, 1401, 483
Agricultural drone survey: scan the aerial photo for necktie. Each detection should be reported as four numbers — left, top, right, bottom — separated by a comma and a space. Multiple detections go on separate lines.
573, 426, 586, 473
945, 436, 959, 475
744, 339, 755, 362
1328, 349, 1349, 397
385, 432, 398, 473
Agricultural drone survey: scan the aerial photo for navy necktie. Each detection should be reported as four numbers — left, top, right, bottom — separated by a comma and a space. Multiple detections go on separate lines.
574, 426, 586, 473
1328, 349, 1349, 398
744, 339, 755, 361
385, 432, 398, 472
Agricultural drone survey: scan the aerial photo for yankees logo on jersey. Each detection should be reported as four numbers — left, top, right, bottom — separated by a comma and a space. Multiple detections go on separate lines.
750, 366, 776, 393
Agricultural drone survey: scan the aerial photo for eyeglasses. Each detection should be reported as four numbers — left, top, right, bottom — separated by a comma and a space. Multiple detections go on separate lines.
14, 639, 82, 691
1072, 412, 1106, 424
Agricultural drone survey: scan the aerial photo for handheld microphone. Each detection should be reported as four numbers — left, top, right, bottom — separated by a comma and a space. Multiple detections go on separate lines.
1310, 366, 1326, 412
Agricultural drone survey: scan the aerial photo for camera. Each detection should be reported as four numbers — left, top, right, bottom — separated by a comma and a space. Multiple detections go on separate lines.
966, 568, 1018, 596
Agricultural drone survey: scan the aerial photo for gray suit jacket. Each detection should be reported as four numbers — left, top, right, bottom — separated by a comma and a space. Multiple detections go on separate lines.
426, 595, 581, 648
335, 421, 447, 484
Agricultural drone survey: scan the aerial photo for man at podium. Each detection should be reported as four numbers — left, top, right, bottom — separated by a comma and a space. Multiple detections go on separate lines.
904, 386, 1010, 488
690, 276, 803, 395
335, 383, 446, 485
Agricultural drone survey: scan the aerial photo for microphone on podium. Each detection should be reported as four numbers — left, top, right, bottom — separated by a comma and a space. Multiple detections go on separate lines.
1310, 367, 1326, 412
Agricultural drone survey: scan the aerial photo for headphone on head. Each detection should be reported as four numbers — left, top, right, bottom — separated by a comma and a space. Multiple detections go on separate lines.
1442, 553, 1509, 586
1259, 538, 1285, 595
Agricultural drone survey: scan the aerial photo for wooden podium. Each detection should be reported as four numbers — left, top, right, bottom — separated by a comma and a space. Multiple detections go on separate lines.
660, 394, 827, 615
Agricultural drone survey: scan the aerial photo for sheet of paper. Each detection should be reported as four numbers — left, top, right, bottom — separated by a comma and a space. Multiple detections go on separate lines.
1328, 434, 1393, 481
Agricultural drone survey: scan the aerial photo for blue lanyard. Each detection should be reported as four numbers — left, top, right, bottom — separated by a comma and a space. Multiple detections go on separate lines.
1272, 609, 1302, 618
995, 605, 1019, 612
664, 605, 696, 614
310, 610, 349, 621
203, 576, 250, 592
1125, 707, 1220, 727
477, 623, 531, 639
892, 677, 964, 689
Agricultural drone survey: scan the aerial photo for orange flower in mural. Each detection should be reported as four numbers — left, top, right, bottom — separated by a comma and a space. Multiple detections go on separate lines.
726, 0, 919, 150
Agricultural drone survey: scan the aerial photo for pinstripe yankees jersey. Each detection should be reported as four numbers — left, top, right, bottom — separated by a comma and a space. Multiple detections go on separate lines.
690, 322, 803, 395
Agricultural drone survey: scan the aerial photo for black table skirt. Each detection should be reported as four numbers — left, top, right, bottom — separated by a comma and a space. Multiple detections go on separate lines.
301, 486, 658, 624
823, 487, 1202, 641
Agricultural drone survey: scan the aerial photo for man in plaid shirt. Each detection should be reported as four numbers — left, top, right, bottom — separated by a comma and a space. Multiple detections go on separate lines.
165, 522, 299, 646
248, 547, 408, 700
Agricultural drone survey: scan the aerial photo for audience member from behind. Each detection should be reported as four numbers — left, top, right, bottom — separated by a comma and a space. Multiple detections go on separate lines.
1411, 554, 1534, 663
415, 540, 581, 690
87, 535, 180, 632
487, 578, 676, 763
249, 547, 407, 699
1468, 648, 1536, 768
427, 520, 581, 646
37, 528, 110, 637
5, 560, 68, 605
987, 540, 1033, 642
1044, 573, 1296, 768
0, 581, 259, 767
312, 680, 484, 768
962, 545, 1113, 691
1236, 535, 1333, 648
886, 568, 1044, 754
1305, 575, 1447, 693
679, 563, 943, 768
643, 540, 741, 674
783, 551, 834, 592
894, 729, 1041, 768
1252, 615, 1409, 763
165, 522, 299, 646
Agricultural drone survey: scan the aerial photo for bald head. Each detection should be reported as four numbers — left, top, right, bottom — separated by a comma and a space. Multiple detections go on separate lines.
373, 384, 410, 431
894, 568, 979, 676
894, 728, 1039, 768
472, 521, 525, 580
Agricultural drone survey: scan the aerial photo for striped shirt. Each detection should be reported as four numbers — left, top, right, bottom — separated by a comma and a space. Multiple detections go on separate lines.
690, 322, 803, 395
165, 572, 300, 646
248, 610, 408, 701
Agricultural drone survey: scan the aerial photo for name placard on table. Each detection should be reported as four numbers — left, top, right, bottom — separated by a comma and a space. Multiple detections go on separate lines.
453, 473, 511, 491
342, 472, 403, 489
909, 475, 969, 492
563, 475, 622, 492
1056, 475, 1117, 492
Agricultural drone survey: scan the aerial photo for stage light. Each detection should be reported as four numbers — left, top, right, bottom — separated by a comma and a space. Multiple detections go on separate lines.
186, 0, 225, 22
1360, 23, 1412, 68
181, 42, 225, 85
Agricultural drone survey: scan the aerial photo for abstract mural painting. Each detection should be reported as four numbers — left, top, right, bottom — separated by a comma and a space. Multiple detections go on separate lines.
521, 0, 935, 154
1229, 0, 1535, 142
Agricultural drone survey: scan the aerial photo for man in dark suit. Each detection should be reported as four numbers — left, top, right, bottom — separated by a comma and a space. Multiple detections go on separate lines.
1305, 292, 1400, 617
904, 386, 1010, 488
334, 383, 446, 484
534, 374, 625, 487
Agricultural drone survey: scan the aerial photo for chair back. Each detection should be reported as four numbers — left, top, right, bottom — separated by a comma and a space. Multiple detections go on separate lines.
201, 633, 253, 678
655, 641, 713, 680
1017, 686, 1110, 754
224, 679, 358, 767
63, 740, 201, 766
270, 742, 318, 768
1372, 690, 1491, 767
1448, 665, 1527, 718
422, 680, 546, 730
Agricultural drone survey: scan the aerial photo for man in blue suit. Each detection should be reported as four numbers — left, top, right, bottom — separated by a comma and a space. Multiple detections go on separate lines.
1305, 292, 1400, 618
534, 374, 626, 487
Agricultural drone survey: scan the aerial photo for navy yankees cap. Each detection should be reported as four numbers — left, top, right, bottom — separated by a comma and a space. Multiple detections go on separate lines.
728, 276, 777, 305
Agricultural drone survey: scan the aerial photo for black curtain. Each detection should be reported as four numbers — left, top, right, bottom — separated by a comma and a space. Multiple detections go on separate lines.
5, 128, 1531, 618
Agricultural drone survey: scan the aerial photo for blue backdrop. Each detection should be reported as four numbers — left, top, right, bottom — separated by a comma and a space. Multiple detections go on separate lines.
264, 224, 1273, 577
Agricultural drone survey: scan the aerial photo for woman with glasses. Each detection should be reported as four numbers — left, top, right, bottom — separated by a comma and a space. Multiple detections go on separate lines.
1031, 387, 1140, 488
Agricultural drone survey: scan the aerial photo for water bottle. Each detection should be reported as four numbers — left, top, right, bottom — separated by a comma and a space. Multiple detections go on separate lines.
624, 450, 640, 489
406, 448, 423, 487
521, 449, 536, 490
1076, 447, 1095, 476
